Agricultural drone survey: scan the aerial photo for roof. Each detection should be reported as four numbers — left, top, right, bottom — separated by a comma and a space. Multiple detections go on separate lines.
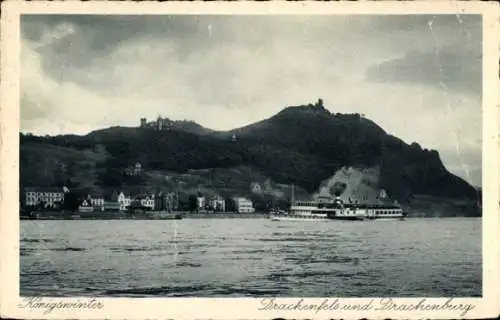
134, 193, 154, 199
233, 196, 251, 201
118, 191, 133, 197
102, 190, 119, 201
80, 199, 92, 206
25, 187, 63, 193
88, 193, 104, 198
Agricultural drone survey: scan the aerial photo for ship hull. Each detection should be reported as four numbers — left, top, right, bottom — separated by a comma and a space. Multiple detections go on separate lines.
327, 216, 366, 221
269, 214, 328, 221
269, 214, 404, 221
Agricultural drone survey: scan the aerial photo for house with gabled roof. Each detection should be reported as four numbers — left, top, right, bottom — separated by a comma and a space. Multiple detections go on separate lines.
87, 193, 105, 212
134, 193, 155, 210
209, 195, 226, 212
124, 162, 142, 176
117, 191, 133, 211
24, 187, 64, 208
78, 199, 93, 213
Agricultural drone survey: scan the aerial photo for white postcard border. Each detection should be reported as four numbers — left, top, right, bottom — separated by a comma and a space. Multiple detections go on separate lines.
1, 1, 499, 319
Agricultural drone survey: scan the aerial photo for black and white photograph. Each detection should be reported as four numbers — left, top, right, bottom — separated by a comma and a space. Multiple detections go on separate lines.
1, 1, 499, 319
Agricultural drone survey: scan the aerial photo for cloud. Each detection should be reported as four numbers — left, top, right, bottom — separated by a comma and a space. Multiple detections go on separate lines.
365, 14, 482, 95
366, 47, 482, 95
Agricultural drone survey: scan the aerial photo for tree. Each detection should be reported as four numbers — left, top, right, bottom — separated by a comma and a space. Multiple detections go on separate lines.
225, 197, 236, 212
61, 192, 81, 212
188, 194, 198, 212
177, 195, 191, 211
54, 163, 67, 186
128, 200, 147, 213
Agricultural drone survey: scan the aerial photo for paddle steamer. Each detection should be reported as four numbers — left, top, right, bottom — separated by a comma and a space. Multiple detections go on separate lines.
270, 187, 405, 221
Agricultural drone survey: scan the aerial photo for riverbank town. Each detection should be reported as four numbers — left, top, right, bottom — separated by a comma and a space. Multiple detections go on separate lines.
21, 185, 260, 219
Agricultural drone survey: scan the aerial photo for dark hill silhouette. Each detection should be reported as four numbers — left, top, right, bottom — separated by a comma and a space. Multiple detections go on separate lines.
20, 100, 478, 205
228, 102, 477, 200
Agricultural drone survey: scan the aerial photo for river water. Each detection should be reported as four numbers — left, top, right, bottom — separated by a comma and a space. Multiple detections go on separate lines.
20, 218, 481, 297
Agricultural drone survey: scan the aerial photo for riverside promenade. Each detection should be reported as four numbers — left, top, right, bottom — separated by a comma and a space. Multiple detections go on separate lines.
21, 211, 269, 220
184, 212, 268, 219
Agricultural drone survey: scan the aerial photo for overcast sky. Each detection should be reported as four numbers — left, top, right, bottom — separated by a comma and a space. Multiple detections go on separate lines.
20, 14, 482, 187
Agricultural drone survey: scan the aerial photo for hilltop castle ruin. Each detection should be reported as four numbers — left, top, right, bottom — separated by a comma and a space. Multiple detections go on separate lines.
140, 116, 174, 130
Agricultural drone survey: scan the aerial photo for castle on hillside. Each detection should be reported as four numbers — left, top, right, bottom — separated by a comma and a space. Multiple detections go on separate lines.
140, 116, 173, 131
315, 98, 324, 108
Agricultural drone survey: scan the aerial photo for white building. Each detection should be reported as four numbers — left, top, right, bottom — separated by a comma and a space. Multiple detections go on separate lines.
24, 187, 64, 208
209, 196, 226, 212
78, 199, 93, 213
233, 197, 255, 213
140, 194, 155, 210
88, 194, 105, 211
117, 192, 132, 211
197, 196, 206, 210
124, 162, 142, 176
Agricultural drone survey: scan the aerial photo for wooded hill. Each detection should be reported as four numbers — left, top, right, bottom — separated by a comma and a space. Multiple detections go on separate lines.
20, 100, 480, 215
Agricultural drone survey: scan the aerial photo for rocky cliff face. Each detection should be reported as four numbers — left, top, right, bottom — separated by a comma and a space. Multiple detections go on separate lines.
314, 166, 385, 204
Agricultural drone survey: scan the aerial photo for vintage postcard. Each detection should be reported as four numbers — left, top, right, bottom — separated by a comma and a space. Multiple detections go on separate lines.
1, 1, 499, 319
